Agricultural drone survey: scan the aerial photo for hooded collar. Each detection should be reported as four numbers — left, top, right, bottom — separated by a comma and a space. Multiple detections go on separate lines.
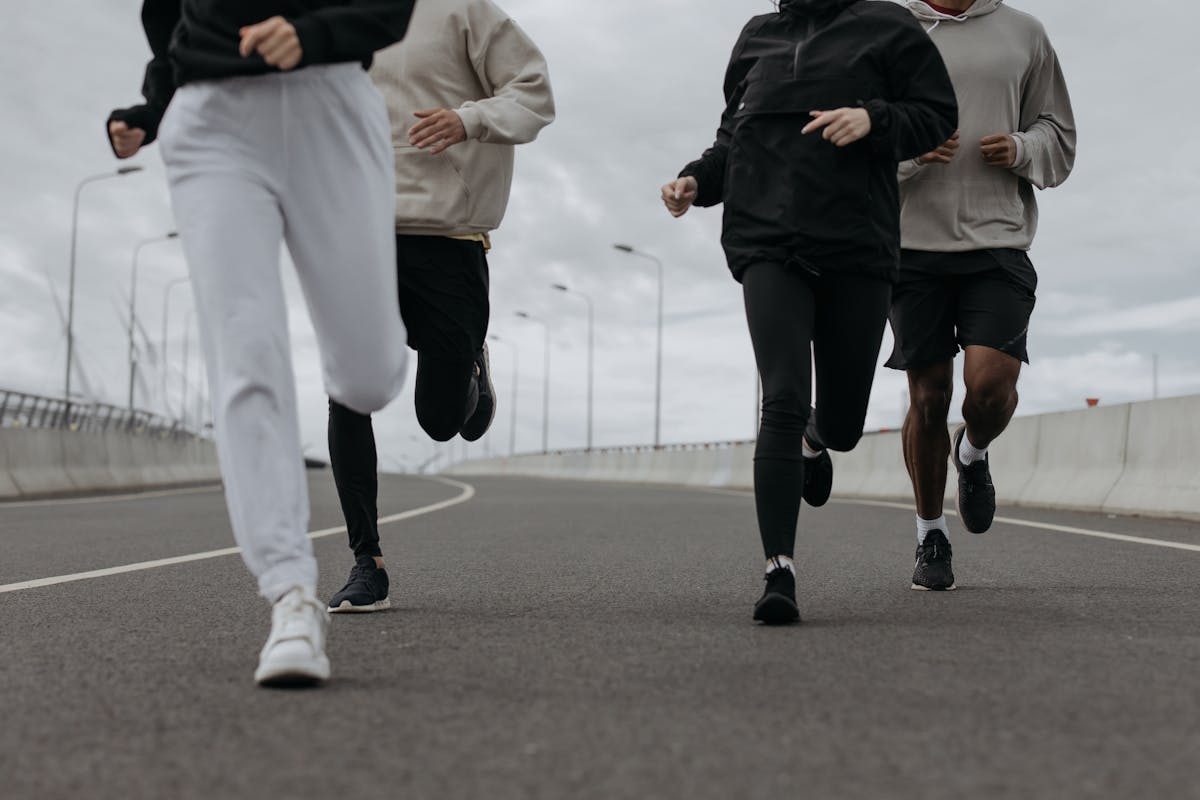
901, 0, 1004, 23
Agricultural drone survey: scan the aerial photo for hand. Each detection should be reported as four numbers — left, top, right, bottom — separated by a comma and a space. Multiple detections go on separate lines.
661, 177, 698, 218
108, 120, 146, 159
917, 130, 960, 165
239, 16, 303, 71
409, 109, 468, 154
801, 107, 871, 147
981, 133, 1017, 168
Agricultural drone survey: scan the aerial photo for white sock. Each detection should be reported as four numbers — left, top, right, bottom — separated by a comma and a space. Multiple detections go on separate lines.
916, 515, 949, 545
959, 431, 988, 464
802, 439, 823, 459
765, 555, 796, 575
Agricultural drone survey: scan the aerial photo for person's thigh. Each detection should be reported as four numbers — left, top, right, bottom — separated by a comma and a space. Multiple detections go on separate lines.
955, 251, 1037, 365
742, 261, 815, 402
279, 65, 409, 415
396, 235, 490, 360
812, 273, 892, 450
885, 255, 959, 373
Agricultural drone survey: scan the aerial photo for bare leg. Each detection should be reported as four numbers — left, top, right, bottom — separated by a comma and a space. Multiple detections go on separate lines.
903, 360, 954, 520
961, 345, 1022, 448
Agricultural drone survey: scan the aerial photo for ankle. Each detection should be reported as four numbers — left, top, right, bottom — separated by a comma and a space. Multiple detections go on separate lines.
765, 555, 796, 575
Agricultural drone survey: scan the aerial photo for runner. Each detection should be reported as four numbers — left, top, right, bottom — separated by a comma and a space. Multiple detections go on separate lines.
324, 0, 554, 613
108, 0, 416, 686
661, 0, 957, 623
887, 0, 1076, 591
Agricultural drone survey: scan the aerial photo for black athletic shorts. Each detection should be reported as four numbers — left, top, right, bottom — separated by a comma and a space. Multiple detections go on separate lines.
885, 248, 1037, 371
395, 234, 490, 359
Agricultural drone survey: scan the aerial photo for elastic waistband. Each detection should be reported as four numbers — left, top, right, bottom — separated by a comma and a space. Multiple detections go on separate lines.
180, 62, 365, 92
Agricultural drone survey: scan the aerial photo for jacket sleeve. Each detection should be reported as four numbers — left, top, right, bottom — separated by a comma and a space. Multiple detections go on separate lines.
862, 15, 958, 162
455, 2, 555, 145
107, 0, 181, 154
293, 0, 416, 66
677, 20, 757, 208
1009, 30, 1076, 189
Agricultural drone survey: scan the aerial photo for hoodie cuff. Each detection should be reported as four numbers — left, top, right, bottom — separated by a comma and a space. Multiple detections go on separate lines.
1010, 132, 1030, 169
107, 105, 162, 157
456, 106, 484, 141
862, 98, 893, 157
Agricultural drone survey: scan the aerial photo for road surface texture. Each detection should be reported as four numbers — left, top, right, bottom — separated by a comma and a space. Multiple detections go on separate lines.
2, 474, 1198, 799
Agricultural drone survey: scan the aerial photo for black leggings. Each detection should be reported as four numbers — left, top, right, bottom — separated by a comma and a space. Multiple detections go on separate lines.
328, 355, 477, 559
743, 262, 892, 559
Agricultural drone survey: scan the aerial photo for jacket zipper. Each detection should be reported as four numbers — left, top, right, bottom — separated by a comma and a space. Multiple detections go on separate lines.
792, 18, 817, 79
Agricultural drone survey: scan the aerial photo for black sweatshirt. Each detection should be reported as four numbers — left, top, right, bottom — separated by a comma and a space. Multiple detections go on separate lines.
109, 0, 416, 147
679, 0, 957, 282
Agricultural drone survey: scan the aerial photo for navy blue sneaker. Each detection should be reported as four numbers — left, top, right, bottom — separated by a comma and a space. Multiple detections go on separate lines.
753, 563, 801, 625
328, 557, 390, 613
911, 530, 955, 591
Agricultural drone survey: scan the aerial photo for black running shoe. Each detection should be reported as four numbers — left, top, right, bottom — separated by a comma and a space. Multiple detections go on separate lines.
911, 530, 955, 591
328, 557, 391, 613
952, 424, 996, 534
753, 564, 801, 625
802, 448, 833, 507
460, 343, 496, 442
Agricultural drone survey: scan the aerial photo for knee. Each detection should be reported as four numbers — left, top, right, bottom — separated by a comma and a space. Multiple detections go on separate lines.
820, 428, 862, 453
966, 376, 1017, 416
759, 394, 811, 435
910, 381, 953, 426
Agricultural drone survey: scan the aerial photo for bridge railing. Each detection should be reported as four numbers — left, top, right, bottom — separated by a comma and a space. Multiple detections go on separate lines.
0, 389, 194, 439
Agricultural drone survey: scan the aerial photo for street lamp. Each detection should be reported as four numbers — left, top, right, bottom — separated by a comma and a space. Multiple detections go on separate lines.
488, 333, 519, 457
160, 276, 190, 415
181, 309, 195, 428
66, 165, 143, 412
127, 232, 179, 410
515, 311, 550, 453
551, 283, 595, 452
613, 243, 663, 448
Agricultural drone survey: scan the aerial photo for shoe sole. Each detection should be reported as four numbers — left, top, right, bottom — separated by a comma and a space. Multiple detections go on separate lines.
254, 654, 331, 687
460, 393, 495, 442
753, 594, 801, 625
910, 582, 957, 591
328, 598, 391, 614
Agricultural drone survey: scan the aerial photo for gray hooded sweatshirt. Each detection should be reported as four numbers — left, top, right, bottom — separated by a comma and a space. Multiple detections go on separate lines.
370, 0, 555, 236
895, 0, 1076, 252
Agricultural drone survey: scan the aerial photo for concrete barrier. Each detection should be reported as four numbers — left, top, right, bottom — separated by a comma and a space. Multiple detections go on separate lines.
1104, 396, 1200, 519
447, 396, 1200, 522
0, 427, 219, 500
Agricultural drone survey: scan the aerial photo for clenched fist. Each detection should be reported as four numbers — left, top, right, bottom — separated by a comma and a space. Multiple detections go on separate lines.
917, 130, 960, 165
661, 176, 698, 218
981, 133, 1018, 168
409, 109, 468, 155
239, 16, 303, 71
108, 120, 146, 159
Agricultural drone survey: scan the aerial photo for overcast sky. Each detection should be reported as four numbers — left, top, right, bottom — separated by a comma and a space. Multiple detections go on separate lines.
2, 0, 1198, 471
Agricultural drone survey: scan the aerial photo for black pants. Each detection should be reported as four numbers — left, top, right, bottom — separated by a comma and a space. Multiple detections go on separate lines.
743, 262, 892, 559
328, 235, 490, 559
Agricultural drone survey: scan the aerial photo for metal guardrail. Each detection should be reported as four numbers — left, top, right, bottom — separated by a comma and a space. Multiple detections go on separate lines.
0, 389, 197, 439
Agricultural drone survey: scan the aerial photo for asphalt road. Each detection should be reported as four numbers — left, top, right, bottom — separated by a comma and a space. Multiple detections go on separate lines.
2, 473, 1198, 799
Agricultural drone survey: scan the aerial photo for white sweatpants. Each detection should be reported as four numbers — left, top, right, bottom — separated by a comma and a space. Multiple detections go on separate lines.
158, 64, 408, 601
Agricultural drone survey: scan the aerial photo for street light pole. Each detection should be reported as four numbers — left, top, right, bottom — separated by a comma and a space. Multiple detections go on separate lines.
127, 232, 179, 410
66, 166, 143, 414
515, 311, 550, 454
613, 244, 663, 448
551, 283, 595, 451
181, 309, 195, 428
488, 334, 519, 456
160, 276, 190, 416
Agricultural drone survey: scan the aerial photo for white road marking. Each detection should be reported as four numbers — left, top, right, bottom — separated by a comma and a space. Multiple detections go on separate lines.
0, 484, 222, 509
0, 477, 475, 594
698, 487, 1200, 553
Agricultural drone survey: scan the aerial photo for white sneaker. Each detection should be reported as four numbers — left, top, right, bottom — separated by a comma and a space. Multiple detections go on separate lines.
254, 586, 331, 687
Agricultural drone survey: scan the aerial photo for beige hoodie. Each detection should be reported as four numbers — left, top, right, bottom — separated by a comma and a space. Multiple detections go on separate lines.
895, 0, 1076, 252
369, 0, 555, 236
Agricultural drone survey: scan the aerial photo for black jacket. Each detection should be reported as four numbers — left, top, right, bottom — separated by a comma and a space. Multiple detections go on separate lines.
680, 0, 957, 282
109, 0, 416, 147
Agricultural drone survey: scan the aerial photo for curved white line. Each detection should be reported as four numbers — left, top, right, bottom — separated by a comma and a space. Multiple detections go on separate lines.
0, 476, 475, 594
